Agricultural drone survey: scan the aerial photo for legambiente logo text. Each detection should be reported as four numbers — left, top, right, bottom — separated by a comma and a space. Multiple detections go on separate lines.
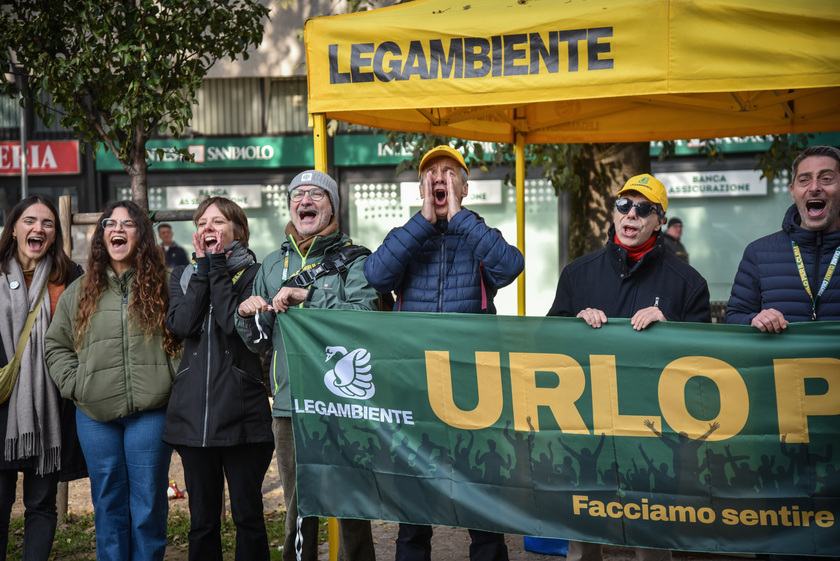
293, 345, 415, 425
323, 345, 376, 399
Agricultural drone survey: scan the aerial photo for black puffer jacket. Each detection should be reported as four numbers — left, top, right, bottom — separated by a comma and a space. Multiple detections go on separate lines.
726, 204, 840, 325
163, 256, 272, 448
548, 228, 711, 322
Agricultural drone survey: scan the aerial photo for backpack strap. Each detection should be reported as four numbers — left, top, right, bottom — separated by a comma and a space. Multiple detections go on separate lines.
285, 244, 371, 288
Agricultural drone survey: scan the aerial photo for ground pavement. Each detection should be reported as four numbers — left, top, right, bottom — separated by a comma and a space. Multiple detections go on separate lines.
13, 450, 755, 561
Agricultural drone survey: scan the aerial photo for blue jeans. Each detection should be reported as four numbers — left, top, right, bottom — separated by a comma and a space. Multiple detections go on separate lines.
76, 408, 172, 561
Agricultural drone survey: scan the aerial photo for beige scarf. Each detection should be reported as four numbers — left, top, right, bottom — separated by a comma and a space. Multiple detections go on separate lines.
285, 217, 338, 254
0, 256, 62, 474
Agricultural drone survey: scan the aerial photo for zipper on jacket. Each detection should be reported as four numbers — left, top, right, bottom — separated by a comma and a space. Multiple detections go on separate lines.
812, 232, 822, 320
202, 305, 213, 446
479, 263, 488, 311
437, 239, 445, 313
122, 292, 134, 414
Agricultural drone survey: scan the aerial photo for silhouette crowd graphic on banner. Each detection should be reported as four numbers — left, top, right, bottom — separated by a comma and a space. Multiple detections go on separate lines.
296, 414, 836, 498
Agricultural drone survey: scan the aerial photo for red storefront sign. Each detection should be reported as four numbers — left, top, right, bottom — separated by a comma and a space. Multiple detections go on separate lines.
0, 140, 80, 175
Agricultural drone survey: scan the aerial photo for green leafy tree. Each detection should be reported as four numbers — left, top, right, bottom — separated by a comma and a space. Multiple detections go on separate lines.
0, 0, 270, 209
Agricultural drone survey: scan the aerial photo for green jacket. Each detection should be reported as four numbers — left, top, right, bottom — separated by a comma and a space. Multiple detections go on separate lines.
235, 230, 378, 417
45, 268, 176, 423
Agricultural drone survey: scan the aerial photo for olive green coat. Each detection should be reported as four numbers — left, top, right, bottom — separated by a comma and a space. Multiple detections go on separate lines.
45, 268, 176, 423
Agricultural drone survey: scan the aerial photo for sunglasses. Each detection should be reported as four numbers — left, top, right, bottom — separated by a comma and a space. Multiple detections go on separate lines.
614, 198, 662, 218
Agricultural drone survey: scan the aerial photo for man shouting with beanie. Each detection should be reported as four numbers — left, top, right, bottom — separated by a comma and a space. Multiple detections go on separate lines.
547, 173, 710, 561
235, 170, 378, 561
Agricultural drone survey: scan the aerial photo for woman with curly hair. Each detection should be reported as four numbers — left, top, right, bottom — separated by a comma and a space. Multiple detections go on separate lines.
45, 200, 179, 561
163, 197, 273, 561
0, 196, 87, 561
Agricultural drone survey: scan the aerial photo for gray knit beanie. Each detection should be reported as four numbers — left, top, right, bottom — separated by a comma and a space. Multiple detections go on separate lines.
288, 170, 339, 214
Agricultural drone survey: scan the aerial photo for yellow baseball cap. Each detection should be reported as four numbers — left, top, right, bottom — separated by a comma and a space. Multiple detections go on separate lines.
617, 173, 668, 212
418, 145, 469, 179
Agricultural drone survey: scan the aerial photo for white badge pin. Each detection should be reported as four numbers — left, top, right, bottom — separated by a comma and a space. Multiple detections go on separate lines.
9, 281, 20, 290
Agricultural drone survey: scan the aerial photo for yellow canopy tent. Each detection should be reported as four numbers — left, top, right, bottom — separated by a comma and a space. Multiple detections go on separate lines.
304, 0, 840, 313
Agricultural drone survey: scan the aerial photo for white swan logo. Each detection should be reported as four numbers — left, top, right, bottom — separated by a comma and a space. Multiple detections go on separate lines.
323, 346, 375, 399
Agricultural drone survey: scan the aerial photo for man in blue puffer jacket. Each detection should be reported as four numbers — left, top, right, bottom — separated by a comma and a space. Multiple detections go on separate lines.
364, 145, 523, 561
726, 145, 840, 330
726, 144, 840, 561
364, 145, 524, 315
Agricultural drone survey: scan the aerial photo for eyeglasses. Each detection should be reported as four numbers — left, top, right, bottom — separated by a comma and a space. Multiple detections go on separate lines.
289, 187, 326, 202
102, 218, 138, 231
614, 198, 662, 218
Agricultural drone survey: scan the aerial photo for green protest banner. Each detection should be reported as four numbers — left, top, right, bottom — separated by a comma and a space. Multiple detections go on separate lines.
279, 309, 840, 556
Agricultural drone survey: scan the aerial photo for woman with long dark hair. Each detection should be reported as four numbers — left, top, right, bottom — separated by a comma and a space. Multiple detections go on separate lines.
163, 196, 273, 561
46, 200, 179, 561
0, 196, 86, 561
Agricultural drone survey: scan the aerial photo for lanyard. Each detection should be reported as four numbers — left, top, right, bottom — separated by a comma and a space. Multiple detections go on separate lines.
791, 241, 840, 320
281, 249, 290, 282
281, 238, 315, 285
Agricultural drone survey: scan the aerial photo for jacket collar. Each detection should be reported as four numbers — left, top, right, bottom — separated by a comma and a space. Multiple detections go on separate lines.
106, 265, 135, 293
783, 204, 840, 248
283, 229, 348, 257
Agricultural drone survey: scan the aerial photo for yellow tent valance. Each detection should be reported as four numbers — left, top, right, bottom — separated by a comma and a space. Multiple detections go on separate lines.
305, 0, 840, 143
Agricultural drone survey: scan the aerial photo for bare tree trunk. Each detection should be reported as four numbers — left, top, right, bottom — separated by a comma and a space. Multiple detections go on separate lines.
568, 143, 650, 261
129, 157, 150, 211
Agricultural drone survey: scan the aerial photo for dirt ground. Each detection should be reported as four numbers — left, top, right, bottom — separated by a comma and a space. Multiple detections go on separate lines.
12, 450, 754, 561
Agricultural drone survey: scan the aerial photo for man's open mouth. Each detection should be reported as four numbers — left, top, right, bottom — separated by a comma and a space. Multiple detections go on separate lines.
806, 199, 826, 215
434, 188, 447, 204
299, 208, 318, 220
622, 222, 640, 236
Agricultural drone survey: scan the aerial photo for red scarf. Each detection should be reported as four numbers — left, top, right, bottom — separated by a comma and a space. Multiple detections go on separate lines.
613, 232, 657, 264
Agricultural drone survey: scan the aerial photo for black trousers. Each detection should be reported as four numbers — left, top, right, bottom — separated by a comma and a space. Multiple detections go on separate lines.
0, 468, 59, 561
177, 442, 274, 561
396, 523, 509, 561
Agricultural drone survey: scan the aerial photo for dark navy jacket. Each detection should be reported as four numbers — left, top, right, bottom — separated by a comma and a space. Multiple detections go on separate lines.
726, 204, 840, 324
162, 242, 189, 269
363, 210, 524, 314
547, 228, 711, 322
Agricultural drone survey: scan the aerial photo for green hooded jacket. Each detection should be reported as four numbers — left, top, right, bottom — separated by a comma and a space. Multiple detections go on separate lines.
235, 230, 378, 417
